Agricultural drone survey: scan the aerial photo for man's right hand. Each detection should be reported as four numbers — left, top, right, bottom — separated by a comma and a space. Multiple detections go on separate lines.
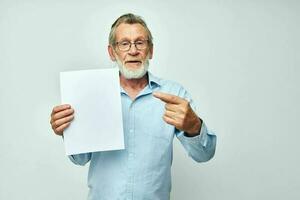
50, 104, 74, 136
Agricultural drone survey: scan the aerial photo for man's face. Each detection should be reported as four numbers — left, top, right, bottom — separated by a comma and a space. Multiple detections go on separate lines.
108, 23, 153, 79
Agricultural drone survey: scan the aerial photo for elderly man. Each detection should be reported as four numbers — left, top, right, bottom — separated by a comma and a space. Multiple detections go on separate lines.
50, 13, 216, 200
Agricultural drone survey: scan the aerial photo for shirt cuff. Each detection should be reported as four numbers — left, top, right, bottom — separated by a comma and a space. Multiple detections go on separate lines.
180, 121, 209, 147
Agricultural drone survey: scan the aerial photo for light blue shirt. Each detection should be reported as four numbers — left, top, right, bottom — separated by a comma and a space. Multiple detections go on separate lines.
68, 72, 217, 200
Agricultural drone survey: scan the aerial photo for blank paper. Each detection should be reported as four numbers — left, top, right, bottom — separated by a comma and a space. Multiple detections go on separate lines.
60, 68, 124, 155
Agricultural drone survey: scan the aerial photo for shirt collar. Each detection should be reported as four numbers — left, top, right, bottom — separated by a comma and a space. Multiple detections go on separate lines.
120, 71, 161, 94
147, 71, 161, 90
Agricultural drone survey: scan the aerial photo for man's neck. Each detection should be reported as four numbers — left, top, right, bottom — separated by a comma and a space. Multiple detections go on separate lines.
120, 73, 149, 100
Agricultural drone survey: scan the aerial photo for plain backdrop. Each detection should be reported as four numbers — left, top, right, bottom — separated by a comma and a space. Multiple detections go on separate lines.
0, 0, 299, 199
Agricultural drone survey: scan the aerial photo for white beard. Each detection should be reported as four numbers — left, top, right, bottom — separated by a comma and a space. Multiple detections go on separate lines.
115, 56, 150, 79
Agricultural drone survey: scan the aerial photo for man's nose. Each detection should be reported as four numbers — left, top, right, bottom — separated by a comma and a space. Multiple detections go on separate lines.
128, 43, 139, 55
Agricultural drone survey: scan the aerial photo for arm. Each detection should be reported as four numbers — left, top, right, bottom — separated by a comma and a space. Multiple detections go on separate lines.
50, 104, 91, 165
176, 122, 216, 162
68, 153, 92, 166
153, 90, 217, 162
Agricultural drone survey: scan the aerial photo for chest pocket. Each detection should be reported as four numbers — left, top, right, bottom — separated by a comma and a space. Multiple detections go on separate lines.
134, 97, 174, 141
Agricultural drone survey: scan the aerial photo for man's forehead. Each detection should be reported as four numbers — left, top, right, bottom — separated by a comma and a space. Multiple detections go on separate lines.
115, 23, 148, 40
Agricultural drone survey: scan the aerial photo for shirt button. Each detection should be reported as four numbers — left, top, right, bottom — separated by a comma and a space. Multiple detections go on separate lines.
130, 129, 133, 133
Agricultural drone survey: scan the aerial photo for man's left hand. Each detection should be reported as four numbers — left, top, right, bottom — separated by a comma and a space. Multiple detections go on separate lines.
153, 91, 202, 136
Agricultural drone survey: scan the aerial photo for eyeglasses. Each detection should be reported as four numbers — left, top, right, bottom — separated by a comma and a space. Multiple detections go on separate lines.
115, 40, 149, 51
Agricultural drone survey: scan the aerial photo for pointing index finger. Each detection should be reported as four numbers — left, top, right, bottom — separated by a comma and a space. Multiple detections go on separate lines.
153, 92, 183, 104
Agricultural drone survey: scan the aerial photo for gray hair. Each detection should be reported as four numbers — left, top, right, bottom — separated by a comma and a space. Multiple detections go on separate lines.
109, 13, 153, 47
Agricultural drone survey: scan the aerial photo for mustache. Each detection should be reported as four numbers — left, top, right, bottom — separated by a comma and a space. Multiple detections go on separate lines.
114, 53, 151, 64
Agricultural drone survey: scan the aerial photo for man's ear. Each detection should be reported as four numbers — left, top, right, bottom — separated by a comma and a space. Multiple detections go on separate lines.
149, 45, 154, 59
108, 45, 116, 61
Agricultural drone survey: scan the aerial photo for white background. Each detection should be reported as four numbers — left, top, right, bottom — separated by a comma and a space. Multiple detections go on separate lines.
0, 0, 299, 199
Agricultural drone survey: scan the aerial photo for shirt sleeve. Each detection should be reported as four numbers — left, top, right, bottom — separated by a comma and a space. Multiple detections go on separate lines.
68, 153, 92, 166
175, 85, 217, 162
62, 135, 92, 166
176, 122, 217, 162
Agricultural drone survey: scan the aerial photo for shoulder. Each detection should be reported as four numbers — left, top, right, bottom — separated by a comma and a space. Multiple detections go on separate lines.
149, 72, 188, 98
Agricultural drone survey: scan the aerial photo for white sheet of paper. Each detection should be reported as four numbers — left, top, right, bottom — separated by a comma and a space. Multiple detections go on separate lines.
60, 68, 124, 155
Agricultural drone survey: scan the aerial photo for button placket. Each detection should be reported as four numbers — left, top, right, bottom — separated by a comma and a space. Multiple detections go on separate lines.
126, 102, 135, 199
